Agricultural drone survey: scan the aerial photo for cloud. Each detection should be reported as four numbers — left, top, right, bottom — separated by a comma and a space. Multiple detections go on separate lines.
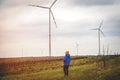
104, 17, 120, 36
0, 5, 49, 51
0, 0, 55, 9
0, 0, 120, 57
68, 0, 120, 6
0, 0, 4, 4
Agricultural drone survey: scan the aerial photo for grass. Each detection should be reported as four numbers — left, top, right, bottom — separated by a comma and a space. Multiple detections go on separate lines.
1, 64, 96, 80
0, 55, 120, 80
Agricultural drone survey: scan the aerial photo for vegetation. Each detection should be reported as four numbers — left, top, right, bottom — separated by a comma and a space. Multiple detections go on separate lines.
0, 55, 120, 80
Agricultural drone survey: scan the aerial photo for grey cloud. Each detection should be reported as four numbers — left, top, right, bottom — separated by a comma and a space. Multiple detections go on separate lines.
57, 14, 120, 38
0, 0, 4, 4
105, 16, 120, 36
0, 0, 5, 8
57, 31, 85, 38
69, 0, 118, 6
0, 0, 53, 8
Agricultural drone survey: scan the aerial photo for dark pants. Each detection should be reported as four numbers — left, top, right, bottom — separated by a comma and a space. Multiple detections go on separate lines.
63, 65, 69, 76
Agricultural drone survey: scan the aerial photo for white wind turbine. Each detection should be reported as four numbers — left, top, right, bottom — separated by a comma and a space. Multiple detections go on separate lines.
76, 42, 79, 56
29, 0, 58, 56
91, 21, 105, 56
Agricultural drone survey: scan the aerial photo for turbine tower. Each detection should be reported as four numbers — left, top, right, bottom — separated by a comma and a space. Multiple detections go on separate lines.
91, 21, 105, 56
22, 48, 23, 58
76, 42, 79, 56
29, 0, 57, 56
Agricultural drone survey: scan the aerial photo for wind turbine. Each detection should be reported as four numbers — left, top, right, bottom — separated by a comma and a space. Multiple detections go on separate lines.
22, 48, 23, 58
91, 21, 105, 56
29, 0, 58, 56
76, 42, 79, 56
102, 45, 106, 68
106, 44, 110, 56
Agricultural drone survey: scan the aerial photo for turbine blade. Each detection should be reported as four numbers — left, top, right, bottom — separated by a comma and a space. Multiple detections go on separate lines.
100, 30, 105, 37
50, 10, 57, 28
89, 28, 99, 30
50, 0, 57, 8
99, 20, 103, 28
29, 4, 49, 9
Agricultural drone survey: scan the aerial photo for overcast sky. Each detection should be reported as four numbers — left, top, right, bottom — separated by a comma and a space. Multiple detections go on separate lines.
0, 0, 120, 57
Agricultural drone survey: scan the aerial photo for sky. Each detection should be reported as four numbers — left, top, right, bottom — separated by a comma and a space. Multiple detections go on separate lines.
0, 0, 120, 58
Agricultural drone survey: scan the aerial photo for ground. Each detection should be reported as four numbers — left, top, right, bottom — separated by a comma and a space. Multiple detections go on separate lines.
0, 56, 120, 80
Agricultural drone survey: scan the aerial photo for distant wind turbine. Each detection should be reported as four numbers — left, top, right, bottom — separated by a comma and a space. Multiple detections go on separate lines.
90, 21, 105, 56
106, 44, 110, 56
76, 42, 79, 56
22, 48, 23, 57
102, 45, 106, 68
29, 0, 58, 56
102, 45, 105, 56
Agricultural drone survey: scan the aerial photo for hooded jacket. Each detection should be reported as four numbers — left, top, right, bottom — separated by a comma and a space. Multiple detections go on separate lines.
64, 54, 71, 66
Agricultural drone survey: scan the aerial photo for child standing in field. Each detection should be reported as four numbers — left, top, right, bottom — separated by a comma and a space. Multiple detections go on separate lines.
63, 50, 71, 77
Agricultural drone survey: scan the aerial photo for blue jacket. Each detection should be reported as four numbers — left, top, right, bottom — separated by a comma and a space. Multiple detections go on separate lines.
64, 54, 71, 66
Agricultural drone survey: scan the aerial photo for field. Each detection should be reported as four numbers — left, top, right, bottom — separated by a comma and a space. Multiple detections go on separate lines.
0, 55, 120, 80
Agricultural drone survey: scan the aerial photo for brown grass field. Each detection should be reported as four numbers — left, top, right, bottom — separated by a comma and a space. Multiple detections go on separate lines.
0, 55, 120, 80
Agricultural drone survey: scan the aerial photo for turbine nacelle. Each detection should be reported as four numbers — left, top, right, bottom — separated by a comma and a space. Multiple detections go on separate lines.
90, 21, 105, 37
29, 0, 57, 9
29, 0, 57, 28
